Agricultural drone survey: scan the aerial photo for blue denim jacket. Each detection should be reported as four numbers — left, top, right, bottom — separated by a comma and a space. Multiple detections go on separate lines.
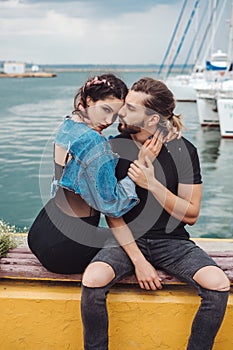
51, 117, 139, 217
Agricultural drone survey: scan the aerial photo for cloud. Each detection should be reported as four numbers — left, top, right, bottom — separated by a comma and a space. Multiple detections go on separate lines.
0, 0, 182, 65
73, 0, 180, 17
0, 0, 229, 65
9, 0, 181, 18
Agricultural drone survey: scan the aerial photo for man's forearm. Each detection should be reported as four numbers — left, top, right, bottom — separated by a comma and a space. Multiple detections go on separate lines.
149, 179, 201, 225
105, 217, 163, 290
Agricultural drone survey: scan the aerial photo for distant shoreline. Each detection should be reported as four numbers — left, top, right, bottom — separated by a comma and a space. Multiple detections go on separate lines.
0, 63, 194, 75
42, 67, 191, 74
44, 68, 159, 73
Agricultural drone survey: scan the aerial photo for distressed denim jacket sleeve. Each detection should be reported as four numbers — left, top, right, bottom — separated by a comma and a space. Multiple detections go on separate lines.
54, 118, 139, 217
77, 146, 139, 217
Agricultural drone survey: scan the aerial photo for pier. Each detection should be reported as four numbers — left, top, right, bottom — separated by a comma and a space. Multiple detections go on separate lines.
0, 72, 56, 78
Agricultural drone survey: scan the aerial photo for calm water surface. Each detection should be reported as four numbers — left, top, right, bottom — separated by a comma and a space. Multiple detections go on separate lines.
0, 71, 232, 238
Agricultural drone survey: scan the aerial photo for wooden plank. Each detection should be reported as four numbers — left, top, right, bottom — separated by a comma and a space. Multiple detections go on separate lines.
209, 252, 233, 257
7, 248, 233, 258
8, 248, 32, 254
0, 263, 181, 284
211, 257, 233, 270
6, 252, 36, 259
1, 248, 233, 284
1, 258, 42, 266
0, 264, 82, 281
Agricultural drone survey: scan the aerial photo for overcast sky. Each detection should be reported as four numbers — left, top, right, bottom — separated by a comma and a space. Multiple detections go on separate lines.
0, 0, 230, 65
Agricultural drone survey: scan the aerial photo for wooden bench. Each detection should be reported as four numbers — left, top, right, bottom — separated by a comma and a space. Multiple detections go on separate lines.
1, 247, 233, 284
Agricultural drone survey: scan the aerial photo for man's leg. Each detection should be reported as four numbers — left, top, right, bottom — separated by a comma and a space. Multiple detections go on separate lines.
186, 266, 230, 350
144, 238, 230, 350
81, 246, 134, 350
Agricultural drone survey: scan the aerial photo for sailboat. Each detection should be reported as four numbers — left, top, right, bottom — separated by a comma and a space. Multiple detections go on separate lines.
217, 84, 233, 137
164, 0, 229, 103
194, 0, 231, 127
195, 79, 220, 126
168, 50, 227, 104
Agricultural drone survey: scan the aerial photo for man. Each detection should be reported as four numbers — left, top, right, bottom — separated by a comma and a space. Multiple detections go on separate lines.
81, 78, 230, 350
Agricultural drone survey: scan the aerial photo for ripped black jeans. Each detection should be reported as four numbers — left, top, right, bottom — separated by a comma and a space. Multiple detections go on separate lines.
81, 238, 229, 350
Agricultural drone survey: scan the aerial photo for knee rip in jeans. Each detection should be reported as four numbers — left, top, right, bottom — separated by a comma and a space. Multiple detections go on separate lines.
193, 265, 230, 292
82, 261, 115, 288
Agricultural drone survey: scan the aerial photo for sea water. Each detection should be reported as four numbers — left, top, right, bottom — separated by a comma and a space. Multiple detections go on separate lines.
0, 70, 232, 238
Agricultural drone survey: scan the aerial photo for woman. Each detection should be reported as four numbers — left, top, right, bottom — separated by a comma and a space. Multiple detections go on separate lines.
28, 74, 140, 274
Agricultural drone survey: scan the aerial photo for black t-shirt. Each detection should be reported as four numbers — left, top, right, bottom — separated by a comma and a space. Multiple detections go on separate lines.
110, 134, 202, 240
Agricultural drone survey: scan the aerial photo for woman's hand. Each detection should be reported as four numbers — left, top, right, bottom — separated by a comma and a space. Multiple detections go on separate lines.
134, 256, 162, 290
138, 129, 163, 164
138, 126, 181, 165
128, 157, 155, 190
163, 125, 182, 143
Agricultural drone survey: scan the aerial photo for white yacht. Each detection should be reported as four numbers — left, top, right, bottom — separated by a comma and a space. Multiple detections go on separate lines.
166, 74, 197, 102
217, 80, 233, 138
166, 51, 227, 103
206, 50, 228, 71
195, 81, 220, 126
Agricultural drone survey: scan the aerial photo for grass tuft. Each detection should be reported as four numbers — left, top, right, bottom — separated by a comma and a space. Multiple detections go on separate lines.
0, 220, 17, 258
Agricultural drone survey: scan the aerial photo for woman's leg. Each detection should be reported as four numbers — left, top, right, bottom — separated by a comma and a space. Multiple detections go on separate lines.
38, 241, 100, 274
28, 199, 102, 274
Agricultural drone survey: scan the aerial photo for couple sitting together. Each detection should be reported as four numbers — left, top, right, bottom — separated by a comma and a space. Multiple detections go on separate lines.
28, 74, 230, 350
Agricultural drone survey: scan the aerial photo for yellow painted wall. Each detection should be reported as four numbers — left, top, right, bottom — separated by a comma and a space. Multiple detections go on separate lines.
0, 281, 232, 350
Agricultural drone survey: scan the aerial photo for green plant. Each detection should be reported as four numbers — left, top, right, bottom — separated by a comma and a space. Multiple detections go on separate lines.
0, 220, 17, 258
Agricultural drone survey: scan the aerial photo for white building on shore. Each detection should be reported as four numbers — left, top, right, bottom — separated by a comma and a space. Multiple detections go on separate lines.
3, 62, 25, 74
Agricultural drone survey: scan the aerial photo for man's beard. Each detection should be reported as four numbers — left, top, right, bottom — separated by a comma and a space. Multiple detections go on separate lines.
118, 122, 142, 135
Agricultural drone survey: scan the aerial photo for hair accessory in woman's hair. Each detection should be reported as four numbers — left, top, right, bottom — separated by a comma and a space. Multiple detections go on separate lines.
83, 76, 111, 92
168, 112, 174, 120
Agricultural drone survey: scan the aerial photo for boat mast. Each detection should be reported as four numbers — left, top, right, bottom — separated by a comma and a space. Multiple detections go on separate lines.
166, 0, 200, 78
209, 0, 219, 58
180, 1, 208, 73
158, 0, 188, 77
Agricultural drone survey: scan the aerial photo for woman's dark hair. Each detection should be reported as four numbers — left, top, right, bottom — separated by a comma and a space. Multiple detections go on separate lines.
131, 77, 183, 131
73, 74, 128, 113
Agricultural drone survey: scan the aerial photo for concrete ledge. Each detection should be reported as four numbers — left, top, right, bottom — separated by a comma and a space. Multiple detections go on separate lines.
0, 280, 232, 350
